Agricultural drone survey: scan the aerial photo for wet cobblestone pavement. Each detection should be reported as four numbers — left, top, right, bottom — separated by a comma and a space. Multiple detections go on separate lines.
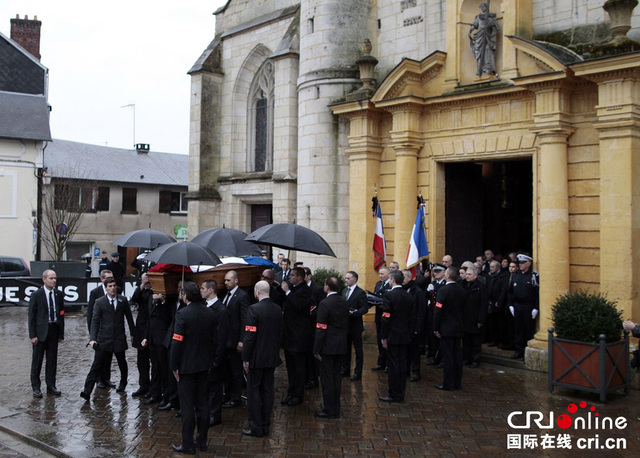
0, 306, 638, 457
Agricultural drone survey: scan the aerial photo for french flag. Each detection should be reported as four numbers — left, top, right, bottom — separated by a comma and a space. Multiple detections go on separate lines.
406, 200, 430, 271
372, 196, 386, 271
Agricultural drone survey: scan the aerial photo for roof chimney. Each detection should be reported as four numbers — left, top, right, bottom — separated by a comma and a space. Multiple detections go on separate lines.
10, 14, 42, 60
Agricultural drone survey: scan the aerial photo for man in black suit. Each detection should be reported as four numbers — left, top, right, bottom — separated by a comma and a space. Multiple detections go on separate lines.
372, 266, 391, 371
141, 289, 173, 405
462, 266, 488, 368
433, 267, 466, 391
81, 278, 134, 400
159, 281, 185, 411
379, 270, 413, 403
342, 271, 368, 381
220, 270, 251, 408
313, 277, 349, 419
275, 258, 291, 284
402, 269, 427, 382
86, 269, 115, 389
260, 268, 285, 306
170, 282, 217, 454
28, 269, 65, 398
199, 280, 229, 427
426, 264, 446, 365
106, 252, 126, 290
304, 267, 324, 389
242, 281, 283, 437
130, 273, 153, 396
281, 267, 313, 406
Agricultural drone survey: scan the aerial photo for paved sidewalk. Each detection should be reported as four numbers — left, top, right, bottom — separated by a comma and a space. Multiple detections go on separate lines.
0, 306, 637, 457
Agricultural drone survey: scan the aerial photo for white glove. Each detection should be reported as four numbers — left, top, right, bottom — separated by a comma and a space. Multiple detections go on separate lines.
531, 309, 539, 319
509, 306, 515, 317
427, 284, 434, 292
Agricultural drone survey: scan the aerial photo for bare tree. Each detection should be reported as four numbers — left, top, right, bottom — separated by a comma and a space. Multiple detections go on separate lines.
40, 178, 102, 261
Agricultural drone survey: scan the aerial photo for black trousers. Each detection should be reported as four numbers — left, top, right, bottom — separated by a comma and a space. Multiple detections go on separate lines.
386, 344, 408, 401
514, 303, 535, 353
246, 367, 275, 435
306, 351, 319, 383
440, 336, 463, 390
208, 365, 224, 423
319, 354, 343, 416
375, 320, 387, 367
30, 322, 60, 390
178, 370, 209, 450
344, 331, 364, 376
149, 343, 168, 398
84, 350, 128, 394
223, 348, 243, 403
136, 346, 150, 390
164, 346, 179, 407
409, 333, 423, 375
487, 308, 506, 345
99, 351, 113, 385
284, 350, 307, 400
462, 332, 484, 364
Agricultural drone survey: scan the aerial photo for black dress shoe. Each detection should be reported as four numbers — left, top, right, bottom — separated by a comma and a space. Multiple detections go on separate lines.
144, 396, 161, 404
467, 362, 479, 368
47, 386, 61, 396
286, 397, 301, 406
171, 444, 196, 455
132, 388, 148, 397
33, 389, 43, 398
378, 396, 400, 402
157, 402, 174, 411
315, 411, 338, 419
80, 391, 90, 401
116, 385, 126, 393
304, 380, 319, 389
96, 382, 107, 389
222, 400, 240, 408
199, 444, 208, 452
435, 384, 452, 391
350, 374, 361, 381
341, 371, 350, 378
410, 375, 420, 382
209, 418, 221, 427
511, 352, 524, 359
242, 428, 264, 437
371, 365, 384, 371
280, 396, 292, 405
175, 411, 182, 418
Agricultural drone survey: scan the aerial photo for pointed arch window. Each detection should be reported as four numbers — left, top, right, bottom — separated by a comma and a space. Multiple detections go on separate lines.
248, 61, 274, 172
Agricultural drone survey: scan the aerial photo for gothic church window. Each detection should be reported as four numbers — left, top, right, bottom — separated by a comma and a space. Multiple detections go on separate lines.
248, 61, 274, 172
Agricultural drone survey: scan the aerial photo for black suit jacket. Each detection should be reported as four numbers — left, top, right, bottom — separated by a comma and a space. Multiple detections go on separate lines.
131, 287, 153, 348
380, 286, 412, 345
242, 298, 283, 369
170, 300, 216, 374
28, 287, 65, 342
163, 296, 186, 348
313, 293, 349, 355
463, 279, 488, 334
373, 280, 391, 323
283, 282, 314, 352
223, 287, 251, 349
90, 294, 134, 353
275, 269, 290, 285
207, 300, 230, 369
433, 282, 466, 338
343, 285, 368, 333
87, 285, 105, 333
145, 296, 172, 345
406, 282, 427, 335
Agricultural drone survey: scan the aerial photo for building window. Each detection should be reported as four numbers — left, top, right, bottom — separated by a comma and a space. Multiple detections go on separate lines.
54, 183, 107, 212
159, 190, 187, 214
96, 187, 110, 211
122, 187, 137, 213
248, 61, 274, 172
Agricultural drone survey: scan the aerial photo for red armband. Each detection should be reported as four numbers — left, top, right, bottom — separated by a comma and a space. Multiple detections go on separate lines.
435, 302, 443, 309
60, 310, 65, 315
245, 325, 257, 332
382, 312, 391, 318
316, 323, 328, 329
172, 333, 184, 341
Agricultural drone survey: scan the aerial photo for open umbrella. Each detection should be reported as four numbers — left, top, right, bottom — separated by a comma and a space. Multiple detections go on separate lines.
113, 229, 176, 249
145, 241, 222, 284
245, 223, 336, 257
192, 227, 263, 257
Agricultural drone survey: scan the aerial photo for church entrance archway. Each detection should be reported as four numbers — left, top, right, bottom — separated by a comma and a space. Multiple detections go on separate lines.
444, 158, 533, 265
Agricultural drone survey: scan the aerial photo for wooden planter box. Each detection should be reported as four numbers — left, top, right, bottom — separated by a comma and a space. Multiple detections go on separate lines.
548, 328, 630, 402
147, 263, 264, 296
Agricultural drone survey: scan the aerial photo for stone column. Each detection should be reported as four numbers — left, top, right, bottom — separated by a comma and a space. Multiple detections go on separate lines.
388, 103, 423, 266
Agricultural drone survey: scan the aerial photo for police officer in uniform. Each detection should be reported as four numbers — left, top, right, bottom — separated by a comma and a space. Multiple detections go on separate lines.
508, 254, 539, 359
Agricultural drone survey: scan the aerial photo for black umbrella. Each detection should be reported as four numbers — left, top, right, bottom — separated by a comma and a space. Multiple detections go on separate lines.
245, 223, 336, 257
113, 229, 176, 249
192, 228, 263, 257
145, 241, 222, 267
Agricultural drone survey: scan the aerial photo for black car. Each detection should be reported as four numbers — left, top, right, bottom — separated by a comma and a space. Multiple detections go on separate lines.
0, 256, 31, 277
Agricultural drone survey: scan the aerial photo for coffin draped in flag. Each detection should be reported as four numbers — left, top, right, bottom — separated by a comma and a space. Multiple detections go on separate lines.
372, 196, 387, 271
406, 199, 430, 269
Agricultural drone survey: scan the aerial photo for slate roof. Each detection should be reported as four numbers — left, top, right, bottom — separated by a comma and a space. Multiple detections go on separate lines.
0, 91, 52, 141
45, 139, 188, 186
0, 30, 47, 95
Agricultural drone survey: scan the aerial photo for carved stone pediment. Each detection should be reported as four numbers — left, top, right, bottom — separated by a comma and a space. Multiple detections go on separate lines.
506, 35, 582, 77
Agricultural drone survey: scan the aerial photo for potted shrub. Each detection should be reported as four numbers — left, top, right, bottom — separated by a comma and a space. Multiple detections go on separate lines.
548, 290, 630, 401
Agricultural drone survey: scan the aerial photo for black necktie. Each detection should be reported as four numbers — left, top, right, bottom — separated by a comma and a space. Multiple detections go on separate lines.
48, 291, 55, 322
224, 293, 231, 307
111, 299, 115, 310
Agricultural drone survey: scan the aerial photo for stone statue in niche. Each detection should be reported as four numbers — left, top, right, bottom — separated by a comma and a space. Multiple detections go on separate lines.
469, 2, 499, 77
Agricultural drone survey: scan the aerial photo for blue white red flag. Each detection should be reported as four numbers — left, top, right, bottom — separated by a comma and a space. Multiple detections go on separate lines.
406, 199, 430, 270
372, 196, 386, 271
